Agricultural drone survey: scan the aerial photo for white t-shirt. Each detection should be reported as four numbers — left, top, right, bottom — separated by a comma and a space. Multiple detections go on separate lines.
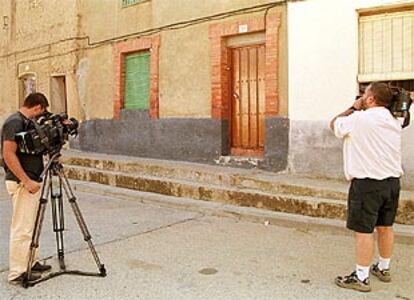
334, 107, 403, 181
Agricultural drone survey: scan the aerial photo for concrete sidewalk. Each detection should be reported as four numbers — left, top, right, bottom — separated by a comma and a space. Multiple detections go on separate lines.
0, 175, 413, 300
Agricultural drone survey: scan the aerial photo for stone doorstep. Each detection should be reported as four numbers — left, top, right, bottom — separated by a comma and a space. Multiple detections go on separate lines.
60, 154, 414, 203
61, 156, 235, 186
63, 165, 414, 225
60, 156, 349, 200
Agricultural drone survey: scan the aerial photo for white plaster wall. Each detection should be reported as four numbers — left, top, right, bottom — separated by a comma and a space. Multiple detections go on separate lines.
287, 0, 414, 121
287, 0, 414, 187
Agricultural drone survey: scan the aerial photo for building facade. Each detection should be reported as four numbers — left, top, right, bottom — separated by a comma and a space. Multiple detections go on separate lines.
1, 0, 413, 186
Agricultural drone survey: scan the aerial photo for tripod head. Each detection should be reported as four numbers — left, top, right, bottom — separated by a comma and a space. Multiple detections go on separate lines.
40, 152, 63, 179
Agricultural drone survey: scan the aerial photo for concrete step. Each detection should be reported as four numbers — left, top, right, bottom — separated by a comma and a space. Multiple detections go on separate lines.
60, 151, 351, 201
63, 163, 413, 225
60, 150, 414, 201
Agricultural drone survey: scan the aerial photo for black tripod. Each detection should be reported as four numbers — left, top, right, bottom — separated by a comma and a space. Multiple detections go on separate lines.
23, 152, 106, 288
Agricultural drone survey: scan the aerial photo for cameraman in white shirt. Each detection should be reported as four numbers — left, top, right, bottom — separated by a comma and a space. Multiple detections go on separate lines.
330, 82, 403, 292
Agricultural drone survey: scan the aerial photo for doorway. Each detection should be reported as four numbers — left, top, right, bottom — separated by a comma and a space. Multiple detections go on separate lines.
229, 44, 265, 157
50, 76, 67, 114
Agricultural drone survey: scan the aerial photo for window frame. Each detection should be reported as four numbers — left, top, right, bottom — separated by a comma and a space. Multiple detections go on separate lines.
357, 5, 414, 83
113, 35, 160, 120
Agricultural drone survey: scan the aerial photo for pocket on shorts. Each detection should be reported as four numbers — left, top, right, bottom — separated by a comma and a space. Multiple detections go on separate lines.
5, 180, 20, 196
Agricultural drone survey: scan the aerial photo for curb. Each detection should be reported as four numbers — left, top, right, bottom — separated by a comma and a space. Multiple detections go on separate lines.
70, 180, 414, 245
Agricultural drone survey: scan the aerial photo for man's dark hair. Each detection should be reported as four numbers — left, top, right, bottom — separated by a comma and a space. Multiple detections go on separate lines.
23, 92, 49, 109
368, 82, 393, 107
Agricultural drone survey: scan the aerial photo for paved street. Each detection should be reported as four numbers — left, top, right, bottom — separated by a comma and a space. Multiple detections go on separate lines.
0, 175, 413, 300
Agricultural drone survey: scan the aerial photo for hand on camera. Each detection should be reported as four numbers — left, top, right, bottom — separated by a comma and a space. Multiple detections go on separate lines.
352, 98, 363, 111
23, 179, 41, 194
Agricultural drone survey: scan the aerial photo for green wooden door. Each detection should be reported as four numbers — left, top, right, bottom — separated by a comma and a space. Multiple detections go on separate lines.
124, 51, 150, 110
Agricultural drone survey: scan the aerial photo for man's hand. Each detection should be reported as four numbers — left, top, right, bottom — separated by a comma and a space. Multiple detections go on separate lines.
23, 179, 41, 194
3, 140, 37, 190
352, 98, 364, 111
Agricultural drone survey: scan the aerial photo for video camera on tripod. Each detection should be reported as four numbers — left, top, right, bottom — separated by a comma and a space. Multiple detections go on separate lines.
11, 111, 106, 288
15, 111, 79, 156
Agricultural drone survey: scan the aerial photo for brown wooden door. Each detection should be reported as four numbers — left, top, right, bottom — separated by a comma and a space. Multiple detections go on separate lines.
230, 44, 265, 156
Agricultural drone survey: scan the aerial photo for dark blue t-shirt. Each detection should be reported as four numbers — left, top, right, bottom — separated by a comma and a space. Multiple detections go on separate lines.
1, 112, 44, 182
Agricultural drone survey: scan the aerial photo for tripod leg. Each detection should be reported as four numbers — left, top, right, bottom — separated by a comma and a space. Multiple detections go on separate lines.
23, 171, 52, 287
57, 169, 106, 276
51, 175, 66, 270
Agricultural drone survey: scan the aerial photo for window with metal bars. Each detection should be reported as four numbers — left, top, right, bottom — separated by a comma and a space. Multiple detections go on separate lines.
359, 80, 414, 95
358, 6, 414, 95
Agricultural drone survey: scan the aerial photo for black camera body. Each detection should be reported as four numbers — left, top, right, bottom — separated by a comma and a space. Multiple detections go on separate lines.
389, 87, 413, 128
15, 112, 79, 156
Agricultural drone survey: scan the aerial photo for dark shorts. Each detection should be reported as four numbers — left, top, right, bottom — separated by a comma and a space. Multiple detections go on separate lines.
347, 177, 400, 233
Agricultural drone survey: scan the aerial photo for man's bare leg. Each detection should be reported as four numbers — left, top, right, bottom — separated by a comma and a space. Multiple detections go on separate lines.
376, 226, 394, 259
356, 232, 375, 266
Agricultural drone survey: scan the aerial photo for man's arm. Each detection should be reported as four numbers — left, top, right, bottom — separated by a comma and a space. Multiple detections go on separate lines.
3, 140, 40, 193
330, 98, 363, 131
329, 107, 356, 131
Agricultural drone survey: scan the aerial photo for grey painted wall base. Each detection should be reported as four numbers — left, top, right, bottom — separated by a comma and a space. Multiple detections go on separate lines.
289, 120, 414, 190
260, 116, 289, 172
72, 110, 229, 163
289, 120, 344, 180
71, 111, 290, 173
71, 115, 414, 190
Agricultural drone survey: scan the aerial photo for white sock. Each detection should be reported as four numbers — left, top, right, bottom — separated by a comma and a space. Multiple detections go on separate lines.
356, 264, 370, 281
378, 256, 391, 270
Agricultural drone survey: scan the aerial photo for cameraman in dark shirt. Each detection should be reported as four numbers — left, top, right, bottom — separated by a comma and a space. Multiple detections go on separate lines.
1, 93, 52, 284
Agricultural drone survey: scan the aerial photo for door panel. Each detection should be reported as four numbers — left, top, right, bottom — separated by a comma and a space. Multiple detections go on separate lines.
230, 44, 265, 156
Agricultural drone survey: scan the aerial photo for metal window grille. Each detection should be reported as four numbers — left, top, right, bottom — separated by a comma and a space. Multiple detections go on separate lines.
359, 80, 414, 93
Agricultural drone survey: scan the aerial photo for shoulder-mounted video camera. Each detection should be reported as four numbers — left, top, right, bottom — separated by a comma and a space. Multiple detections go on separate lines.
388, 86, 413, 128
15, 112, 79, 156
